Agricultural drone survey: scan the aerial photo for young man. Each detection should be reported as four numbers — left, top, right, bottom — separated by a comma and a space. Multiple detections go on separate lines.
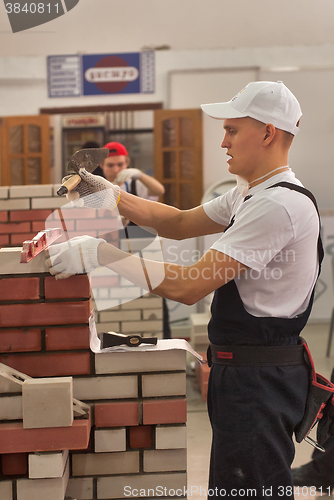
46, 82, 321, 498
100, 141, 164, 200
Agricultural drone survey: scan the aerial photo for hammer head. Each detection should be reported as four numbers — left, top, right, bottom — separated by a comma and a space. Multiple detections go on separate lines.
67, 148, 109, 174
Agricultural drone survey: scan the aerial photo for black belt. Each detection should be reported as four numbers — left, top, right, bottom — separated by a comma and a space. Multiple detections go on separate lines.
208, 342, 305, 367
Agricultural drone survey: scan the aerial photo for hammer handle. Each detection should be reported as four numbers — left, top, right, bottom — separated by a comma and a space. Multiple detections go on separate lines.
57, 174, 81, 196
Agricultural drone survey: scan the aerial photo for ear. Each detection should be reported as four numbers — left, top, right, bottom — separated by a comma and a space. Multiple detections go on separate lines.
125, 156, 130, 167
263, 124, 276, 145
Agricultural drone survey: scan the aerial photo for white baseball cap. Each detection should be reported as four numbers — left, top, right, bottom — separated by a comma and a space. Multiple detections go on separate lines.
201, 81, 302, 135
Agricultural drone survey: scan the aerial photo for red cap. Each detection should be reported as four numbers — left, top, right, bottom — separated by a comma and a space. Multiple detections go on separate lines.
104, 142, 128, 157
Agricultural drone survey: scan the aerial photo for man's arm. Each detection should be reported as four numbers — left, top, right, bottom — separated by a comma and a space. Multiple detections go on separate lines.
138, 173, 165, 197
97, 242, 247, 305
118, 190, 225, 240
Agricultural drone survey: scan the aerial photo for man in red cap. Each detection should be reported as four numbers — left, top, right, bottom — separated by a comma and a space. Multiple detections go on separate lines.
101, 142, 164, 200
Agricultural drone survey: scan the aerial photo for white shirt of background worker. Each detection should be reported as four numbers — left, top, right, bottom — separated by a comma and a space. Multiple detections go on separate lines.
100, 142, 164, 202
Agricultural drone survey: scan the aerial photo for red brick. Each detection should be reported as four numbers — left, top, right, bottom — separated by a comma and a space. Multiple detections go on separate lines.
10, 209, 53, 222
0, 300, 91, 328
95, 402, 139, 428
11, 233, 36, 246
97, 209, 119, 220
49, 208, 97, 220
0, 222, 31, 235
32, 221, 48, 233
0, 211, 8, 222
195, 358, 210, 402
143, 399, 187, 425
1, 453, 28, 475
129, 426, 153, 449
0, 235, 9, 247
0, 411, 91, 454
64, 231, 100, 239
0, 329, 41, 353
45, 326, 90, 351
0, 352, 91, 377
44, 274, 91, 300
76, 219, 119, 231
90, 275, 119, 288
44, 220, 75, 233
0, 277, 40, 302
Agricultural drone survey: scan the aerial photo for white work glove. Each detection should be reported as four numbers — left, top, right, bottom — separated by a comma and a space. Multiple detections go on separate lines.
115, 168, 143, 184
66, 169, 121, 209
45, 235, 105, 280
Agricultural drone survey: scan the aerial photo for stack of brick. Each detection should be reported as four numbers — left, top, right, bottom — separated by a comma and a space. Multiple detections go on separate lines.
0, 183, 164, 338
0, 247, 187, 500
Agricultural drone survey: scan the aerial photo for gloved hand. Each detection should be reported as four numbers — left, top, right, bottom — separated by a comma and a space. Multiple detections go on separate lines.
45, 235, 106, 280
66, 169, 121, 210
115, 168, 143, 184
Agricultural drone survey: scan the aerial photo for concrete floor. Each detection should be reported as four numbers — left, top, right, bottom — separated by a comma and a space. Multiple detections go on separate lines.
186, 322, 334, 499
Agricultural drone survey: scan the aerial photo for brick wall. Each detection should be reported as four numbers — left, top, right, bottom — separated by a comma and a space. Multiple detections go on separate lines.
0, 248, 187, 500
0, 184, 164, 338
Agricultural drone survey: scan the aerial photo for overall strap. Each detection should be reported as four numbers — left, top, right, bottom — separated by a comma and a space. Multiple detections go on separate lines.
267, 181, 324, 269
130, 178, 137, 196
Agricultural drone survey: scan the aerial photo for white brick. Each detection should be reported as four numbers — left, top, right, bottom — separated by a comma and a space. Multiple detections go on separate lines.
95, 288, 110, 299
0, 375, 22, 394
108, 286, 142, 300
66, 477, 93, 500
93, 300, 120, 311
22, 377, 73, 429
190, 312, 210, 334
156, 426, 187, 449
31, 197, 67, 209
17, 458, 69, 500
0, 395, 22, 420
142, 373, 186, 397
143, 308, 163, 320
95, 350, 186, 375
121, 297, 162, 309
0, 481, 12, 500
99, 310, 141, 323
73, 376, 138, 400
0, 248, 48, 275
120, 276, 136, 287
143, 449, 187, 472
0, 187, 9, 199
29, 450, 69, 479
97, 473, 187, 499
72, 452, 139, 476
9, 185, 53, 198
94, 428, 126, 452
96, 322, 120, 334
52, 184, 62, 196
122, 320, 162, 333
0, 198, 30, 210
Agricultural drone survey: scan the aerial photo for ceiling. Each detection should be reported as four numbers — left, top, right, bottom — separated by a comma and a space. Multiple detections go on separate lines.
1, 0, 334, 57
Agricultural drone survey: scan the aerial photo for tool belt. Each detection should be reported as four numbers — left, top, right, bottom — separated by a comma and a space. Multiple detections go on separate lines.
207, 338, 334, 450
207, 342, 305, 367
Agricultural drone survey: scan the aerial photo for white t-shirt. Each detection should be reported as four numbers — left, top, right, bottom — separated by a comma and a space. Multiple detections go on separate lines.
121, 179, 158, 201
203, 170, 320, 318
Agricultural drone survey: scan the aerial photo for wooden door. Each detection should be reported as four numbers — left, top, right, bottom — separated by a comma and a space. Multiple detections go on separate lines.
154, 109, 202, 209
0, 115, 50, 186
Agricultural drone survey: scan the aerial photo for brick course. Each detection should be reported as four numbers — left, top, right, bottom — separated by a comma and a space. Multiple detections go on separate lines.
0, 186, 185, 500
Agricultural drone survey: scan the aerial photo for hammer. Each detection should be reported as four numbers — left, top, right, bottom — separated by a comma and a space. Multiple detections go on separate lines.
57, 148, 108, 196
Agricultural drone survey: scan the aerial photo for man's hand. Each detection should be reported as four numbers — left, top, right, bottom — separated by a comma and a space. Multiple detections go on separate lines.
115, 168, 143, 184
45, 235, 105, 280
66, 169, 121, 209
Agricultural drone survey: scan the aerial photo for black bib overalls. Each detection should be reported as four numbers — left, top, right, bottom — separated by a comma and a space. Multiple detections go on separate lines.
206, 183, 323, 499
